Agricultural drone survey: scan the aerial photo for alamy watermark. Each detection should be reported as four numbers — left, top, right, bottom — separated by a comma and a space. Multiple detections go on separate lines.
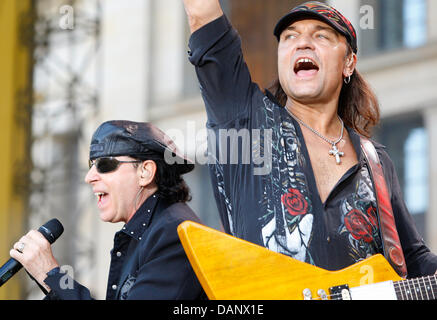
59, 5, 74, 30
58, 265, 75, 289
359, 5, 375, 30
56, 3, 375, 30
163, 122, 273, 176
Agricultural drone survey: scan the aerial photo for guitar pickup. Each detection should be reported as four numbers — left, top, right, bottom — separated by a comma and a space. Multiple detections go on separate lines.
329, 285, 351, 300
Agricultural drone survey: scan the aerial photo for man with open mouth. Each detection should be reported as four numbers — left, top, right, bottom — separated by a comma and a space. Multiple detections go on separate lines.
10, 120, 205, 300
182, 0, 437, 281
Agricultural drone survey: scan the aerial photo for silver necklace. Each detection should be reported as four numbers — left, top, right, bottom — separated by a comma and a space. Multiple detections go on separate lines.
286, 107, 345, 165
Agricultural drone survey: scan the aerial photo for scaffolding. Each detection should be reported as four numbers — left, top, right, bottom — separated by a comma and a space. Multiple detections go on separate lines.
27, 0, 102, 299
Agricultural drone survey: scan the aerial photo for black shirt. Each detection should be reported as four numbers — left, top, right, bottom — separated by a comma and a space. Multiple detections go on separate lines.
43, 194, 205, 299
188, 14, 437, 277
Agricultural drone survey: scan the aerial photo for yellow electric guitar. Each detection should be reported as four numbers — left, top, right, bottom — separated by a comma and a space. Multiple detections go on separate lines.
177, 221, 437, 300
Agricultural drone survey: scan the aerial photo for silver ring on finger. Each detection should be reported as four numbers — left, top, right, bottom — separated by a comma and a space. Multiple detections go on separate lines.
17, 242, 25, 253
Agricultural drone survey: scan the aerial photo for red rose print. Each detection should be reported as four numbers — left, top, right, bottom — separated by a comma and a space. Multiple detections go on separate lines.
344, 209, 374, 243
281, 188, 308, 216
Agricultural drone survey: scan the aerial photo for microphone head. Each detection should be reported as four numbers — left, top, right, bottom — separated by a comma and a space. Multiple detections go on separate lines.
38, 219, 64, 244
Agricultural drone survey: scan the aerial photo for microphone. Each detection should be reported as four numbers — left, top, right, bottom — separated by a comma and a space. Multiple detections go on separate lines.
0, 218, 64, 287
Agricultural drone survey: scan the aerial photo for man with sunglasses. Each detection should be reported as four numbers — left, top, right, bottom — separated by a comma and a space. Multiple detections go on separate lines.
10, 120, 205, 300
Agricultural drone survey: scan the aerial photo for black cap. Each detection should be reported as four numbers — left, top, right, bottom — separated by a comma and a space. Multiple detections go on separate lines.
89, 120, 194, 174
273, 1, 358, 54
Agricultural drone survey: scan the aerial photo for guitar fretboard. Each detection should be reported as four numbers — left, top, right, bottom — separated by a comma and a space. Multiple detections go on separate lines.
394, 275, 437, 300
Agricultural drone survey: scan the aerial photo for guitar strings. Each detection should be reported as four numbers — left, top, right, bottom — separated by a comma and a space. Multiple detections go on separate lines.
307, 275, 437, 300
394, 276, 437, 294
393, 275, 437, 300
395, 281, 437, 293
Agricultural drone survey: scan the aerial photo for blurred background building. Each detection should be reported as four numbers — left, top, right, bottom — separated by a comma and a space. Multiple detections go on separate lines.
0, 0, 436, 299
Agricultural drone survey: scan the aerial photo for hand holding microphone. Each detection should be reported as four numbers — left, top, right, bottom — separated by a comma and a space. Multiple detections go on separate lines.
1, 219, 63, 291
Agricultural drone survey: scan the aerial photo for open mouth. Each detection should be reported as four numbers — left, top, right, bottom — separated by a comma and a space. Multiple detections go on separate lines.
294, 58, 319, 77
95, 192, 108, 205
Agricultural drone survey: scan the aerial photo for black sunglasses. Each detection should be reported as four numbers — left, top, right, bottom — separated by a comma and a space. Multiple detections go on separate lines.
88, 157, 142, 174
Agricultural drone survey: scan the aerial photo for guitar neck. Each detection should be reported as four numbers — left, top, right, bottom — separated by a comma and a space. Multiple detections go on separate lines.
393, 275, 437, 300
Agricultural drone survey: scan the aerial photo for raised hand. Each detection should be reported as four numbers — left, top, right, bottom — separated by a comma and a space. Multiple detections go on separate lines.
182, 0, 223, 33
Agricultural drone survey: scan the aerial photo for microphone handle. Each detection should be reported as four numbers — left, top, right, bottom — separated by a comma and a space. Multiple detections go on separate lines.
0, 258, 22, 287
0, 218, 63, 287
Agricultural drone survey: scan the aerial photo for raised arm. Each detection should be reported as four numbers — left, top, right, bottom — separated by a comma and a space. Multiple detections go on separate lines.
182, 0, 223, 33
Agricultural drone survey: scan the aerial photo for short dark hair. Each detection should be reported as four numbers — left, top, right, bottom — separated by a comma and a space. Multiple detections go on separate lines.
134, 156, 192, 204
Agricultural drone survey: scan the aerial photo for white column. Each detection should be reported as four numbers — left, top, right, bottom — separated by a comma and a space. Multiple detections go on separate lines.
149, 0, 185, 105
90, 0, 152, 299
429, 0, 437, 41
425, 106, 437, 252
100, 0, 151, 121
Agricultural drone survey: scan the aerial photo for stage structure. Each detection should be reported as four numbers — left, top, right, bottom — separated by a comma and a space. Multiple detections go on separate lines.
27, 0, 102, 299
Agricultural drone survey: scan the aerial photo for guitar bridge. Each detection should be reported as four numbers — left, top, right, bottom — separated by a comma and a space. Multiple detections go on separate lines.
329, 285, 351, 300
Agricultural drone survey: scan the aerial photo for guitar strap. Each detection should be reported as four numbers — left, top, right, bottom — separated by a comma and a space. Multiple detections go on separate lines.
360, 137, 408, 279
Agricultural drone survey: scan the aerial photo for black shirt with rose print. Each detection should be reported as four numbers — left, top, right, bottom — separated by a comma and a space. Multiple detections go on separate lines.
187, 14, 437, 277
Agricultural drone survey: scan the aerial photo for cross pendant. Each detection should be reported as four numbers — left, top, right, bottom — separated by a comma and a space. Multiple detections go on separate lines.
329, 144, 344, 165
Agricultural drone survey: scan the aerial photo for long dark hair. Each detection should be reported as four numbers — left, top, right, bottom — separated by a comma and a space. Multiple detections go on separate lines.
267, 48, 380, 138
134, 157, 192, 204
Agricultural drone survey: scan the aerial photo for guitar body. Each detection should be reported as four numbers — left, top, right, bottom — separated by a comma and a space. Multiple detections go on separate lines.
177, 221, 403, 300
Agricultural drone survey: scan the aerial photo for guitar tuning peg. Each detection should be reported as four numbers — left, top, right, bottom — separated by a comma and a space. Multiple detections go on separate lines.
302, 288, 312, 300
317, 289, 328, 300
